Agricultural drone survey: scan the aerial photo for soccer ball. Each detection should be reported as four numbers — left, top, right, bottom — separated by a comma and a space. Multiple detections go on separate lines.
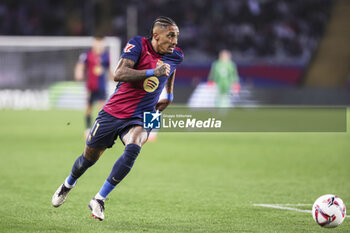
312, 194, 346, 228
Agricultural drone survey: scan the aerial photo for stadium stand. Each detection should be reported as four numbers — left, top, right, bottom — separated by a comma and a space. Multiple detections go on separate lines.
0, 0, 333, 64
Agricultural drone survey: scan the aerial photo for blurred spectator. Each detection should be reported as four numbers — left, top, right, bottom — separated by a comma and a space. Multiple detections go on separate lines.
0, 0, 66, 35
0, 0, 333, 63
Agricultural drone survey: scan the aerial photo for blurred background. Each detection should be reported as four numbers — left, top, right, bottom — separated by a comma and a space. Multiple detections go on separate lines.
0, 0, 349, 109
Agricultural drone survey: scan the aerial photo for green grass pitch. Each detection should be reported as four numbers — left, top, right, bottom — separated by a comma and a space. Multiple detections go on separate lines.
0, 109, 349, 232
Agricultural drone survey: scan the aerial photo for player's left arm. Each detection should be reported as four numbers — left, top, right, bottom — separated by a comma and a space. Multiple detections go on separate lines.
156, 70, 176, 111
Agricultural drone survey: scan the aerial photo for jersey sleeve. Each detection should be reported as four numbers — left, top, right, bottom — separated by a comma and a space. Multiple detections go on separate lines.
173, 47, 184, 65
120, 36, 143, 63
78, 52, 87, 63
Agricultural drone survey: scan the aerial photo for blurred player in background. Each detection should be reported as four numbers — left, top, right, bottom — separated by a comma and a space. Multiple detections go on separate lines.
74, 36, 110, 137
52, 16, 183, 221
207, 49, 240, 107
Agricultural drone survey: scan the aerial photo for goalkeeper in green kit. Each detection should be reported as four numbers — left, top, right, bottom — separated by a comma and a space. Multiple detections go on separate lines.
207, 49, 240, 107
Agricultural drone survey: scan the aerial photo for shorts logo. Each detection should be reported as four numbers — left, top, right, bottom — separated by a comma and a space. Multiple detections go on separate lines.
124, 43, 135, 53
143, 110, 161, 129
143, 76, 159, 93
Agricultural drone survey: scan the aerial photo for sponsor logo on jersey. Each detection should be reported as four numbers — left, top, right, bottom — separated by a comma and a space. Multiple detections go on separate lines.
93, 65, 103, 75
124, 43, 135, 53
143, 76, 159, 93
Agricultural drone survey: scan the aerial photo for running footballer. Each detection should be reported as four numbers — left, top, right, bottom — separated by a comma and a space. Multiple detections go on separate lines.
52, 16, 183, 221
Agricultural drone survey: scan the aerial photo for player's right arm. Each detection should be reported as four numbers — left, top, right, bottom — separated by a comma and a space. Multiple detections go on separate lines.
113, 58, 170, 82
74, 62, 85, 81
75, 53, 87, 81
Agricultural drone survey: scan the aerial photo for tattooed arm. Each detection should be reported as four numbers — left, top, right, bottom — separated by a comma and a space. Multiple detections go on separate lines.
114, 58, 170, 82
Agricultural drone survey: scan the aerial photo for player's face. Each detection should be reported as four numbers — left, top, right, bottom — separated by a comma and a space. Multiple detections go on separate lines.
92, 39, 105, 54
157, 25, 179, 54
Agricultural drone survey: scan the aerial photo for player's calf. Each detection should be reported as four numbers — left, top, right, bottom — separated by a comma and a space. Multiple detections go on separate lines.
71, 154, 96, 179
106, 144, 141, 186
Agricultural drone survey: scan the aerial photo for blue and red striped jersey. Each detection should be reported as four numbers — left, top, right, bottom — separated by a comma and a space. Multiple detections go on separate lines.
103, 36, 184, 119
79, 50, 110, 92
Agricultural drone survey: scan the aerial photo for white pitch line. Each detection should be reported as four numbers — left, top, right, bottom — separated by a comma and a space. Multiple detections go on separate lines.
268, 204, 313, 206
253, 204, 350, 218
253, 204, 312, 214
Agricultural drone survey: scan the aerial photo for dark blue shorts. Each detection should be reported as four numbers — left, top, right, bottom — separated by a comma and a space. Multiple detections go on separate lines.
88, 89, 106, 105
86, 110, 150, 149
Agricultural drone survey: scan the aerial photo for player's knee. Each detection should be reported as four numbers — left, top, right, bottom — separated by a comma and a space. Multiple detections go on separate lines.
123, 126, 148, 146
129, 134, 148, 147
123, 144, 141, 166
84, 146, 104, 161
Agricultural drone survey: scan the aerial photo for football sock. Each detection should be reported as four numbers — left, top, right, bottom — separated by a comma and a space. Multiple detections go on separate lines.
97, 180, 115, 199
65, 174, 77, 188
106, 144, 141, 186
96, 144, 141, 199
86, 115, 91, 128
95, 192, 105, 201
70, 154, 96, 181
